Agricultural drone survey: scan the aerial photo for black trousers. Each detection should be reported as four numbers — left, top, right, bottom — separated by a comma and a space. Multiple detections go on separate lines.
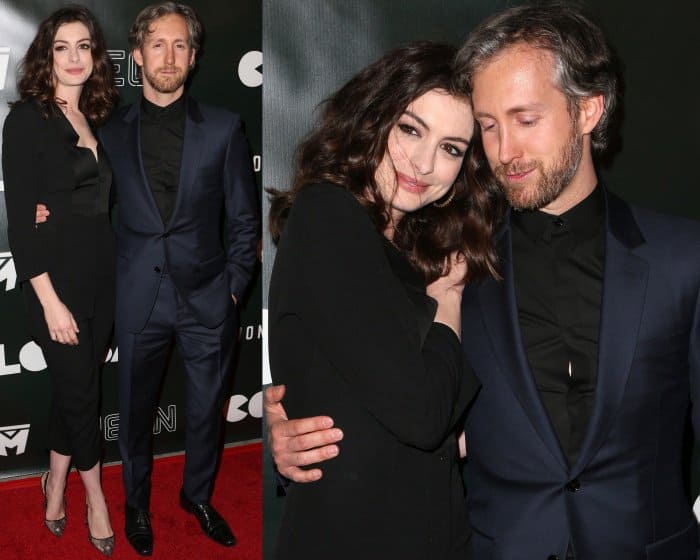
25, 280, 114, 471
117, 273, 237, 509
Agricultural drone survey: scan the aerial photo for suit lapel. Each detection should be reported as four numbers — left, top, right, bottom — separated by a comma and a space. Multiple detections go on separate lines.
479, 221, 569, 470
166, 97, 205, 229
122, 102, 162, 221
572, 191, 649, 475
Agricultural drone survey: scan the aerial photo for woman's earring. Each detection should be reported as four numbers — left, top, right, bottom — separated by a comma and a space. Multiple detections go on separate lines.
433, 185, 456, 208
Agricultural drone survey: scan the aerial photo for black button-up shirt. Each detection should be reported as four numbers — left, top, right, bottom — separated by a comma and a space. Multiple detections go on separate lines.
140, 95, 186, 225
511, 185, 605, 465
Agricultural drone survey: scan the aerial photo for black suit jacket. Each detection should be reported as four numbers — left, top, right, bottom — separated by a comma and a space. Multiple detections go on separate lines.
2, 100, 115, 319
269, 184, 478, 560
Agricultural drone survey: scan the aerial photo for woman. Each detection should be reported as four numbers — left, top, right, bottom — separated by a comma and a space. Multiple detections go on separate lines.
2, 5, 116, 556
268, 42, 503, 559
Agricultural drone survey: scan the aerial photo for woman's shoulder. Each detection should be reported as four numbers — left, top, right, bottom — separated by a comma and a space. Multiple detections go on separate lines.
291, 183, 368, 224
282, 183, 383, 253
4, 99, 50, 133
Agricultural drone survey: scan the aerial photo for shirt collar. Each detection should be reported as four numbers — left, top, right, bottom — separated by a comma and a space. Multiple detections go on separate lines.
511, 184, 604, 244
140, 94, 186, 121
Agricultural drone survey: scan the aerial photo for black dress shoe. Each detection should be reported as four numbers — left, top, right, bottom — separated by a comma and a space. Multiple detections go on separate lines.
125, 504, 153, 556
179, 490, 236, 547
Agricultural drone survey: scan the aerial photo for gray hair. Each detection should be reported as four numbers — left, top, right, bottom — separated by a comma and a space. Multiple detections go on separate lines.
456, 2, 618, 153
128, 2, 202, 54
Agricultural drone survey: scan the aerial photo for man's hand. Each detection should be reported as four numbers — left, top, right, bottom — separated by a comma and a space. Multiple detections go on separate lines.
265, 384, 344, 483
35, 203, 49, 225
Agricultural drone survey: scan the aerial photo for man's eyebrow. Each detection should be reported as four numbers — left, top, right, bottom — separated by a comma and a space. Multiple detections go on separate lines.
475, 103, 547, 119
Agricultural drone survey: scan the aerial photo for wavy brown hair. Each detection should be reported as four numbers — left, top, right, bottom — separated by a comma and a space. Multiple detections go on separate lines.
456, 2, 618, 154
269, 42, 505, 283
16, 4, 117, 126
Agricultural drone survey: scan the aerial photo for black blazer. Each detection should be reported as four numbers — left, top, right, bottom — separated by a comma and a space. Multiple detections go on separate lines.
2, 100, 115, 319
269, 184, 478, 560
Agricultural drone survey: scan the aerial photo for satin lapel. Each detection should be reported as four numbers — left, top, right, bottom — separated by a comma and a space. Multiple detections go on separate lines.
479, 224, 568, 470
166, 97, 204, 229
123, 103, 161, 221
572, 194, 649, 476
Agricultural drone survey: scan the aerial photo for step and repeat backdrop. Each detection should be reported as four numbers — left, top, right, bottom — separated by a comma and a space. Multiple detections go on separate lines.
261, 0, 700, 552
0, 0, 262, 479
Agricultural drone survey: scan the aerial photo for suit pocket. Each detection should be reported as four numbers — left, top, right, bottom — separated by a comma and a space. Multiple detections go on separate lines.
197, 253, 225, 277
645, 519, 698, 559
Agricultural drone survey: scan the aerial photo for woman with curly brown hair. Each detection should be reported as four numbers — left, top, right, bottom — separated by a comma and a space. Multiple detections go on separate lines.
267, 42, 504, 559
2, 5, 116, 556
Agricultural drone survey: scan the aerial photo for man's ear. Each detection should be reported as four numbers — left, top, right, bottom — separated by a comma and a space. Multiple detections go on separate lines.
578, 93, 604, 135
132, 48, 143, 68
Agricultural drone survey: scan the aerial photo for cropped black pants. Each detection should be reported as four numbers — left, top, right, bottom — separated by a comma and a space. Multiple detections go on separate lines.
25, 279, 114, 471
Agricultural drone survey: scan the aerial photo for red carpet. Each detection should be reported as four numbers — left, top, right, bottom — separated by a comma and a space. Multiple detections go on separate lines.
0, 442, 261, 559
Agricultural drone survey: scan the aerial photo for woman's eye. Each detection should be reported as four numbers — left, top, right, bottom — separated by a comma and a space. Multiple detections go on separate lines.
397, 123, 419, 136
78, 43, 91, 50
443, 143, 464, 157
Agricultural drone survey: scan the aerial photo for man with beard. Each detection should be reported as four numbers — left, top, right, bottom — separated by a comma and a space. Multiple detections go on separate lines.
264, 3, 700, 559
99, 2, 258, 556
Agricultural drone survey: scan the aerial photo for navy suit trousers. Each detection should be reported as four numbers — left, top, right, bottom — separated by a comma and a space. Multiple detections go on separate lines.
117, 272, 237, 508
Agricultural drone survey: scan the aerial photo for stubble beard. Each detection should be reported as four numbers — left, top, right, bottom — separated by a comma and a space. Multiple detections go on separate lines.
143, 65, 188, 94
495, 124, 584, 211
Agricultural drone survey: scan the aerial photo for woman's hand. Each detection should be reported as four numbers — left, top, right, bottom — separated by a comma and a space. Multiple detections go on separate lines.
28, 273, 79, 345
43, 299, 80, 345
426, 252, 467, 338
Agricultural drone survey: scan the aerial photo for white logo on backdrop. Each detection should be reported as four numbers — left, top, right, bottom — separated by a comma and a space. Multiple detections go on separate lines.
102, 405, 177, 441
0, 344, 20, 376
107, 49, 127, 88
0, 252, 16, 291
0, 342, 119, 376
0, 424, 30, 456
128, 53, 142, 87
0, 47, 9, 90
226, 391, 262, 422
238, 50, 262, 88
0, 341, 46, 375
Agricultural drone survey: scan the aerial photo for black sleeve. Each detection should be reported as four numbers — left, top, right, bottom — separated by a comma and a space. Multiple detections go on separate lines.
2, 103, 51, 282
280, 185, 464, 451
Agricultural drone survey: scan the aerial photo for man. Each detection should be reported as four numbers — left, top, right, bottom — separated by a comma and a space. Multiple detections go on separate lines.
265, 4, 700, 559
100, 2, 258, 556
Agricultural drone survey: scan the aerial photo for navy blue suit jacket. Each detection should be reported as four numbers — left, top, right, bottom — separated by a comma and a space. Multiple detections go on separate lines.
461, 190, 700, 560
99, 96, 259, 333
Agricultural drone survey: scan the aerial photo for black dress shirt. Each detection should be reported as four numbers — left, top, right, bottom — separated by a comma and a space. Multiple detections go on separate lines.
511, 185, 605, 465
140, 95, 186, 224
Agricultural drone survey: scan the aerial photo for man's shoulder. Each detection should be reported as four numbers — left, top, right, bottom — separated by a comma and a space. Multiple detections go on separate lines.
188, 98, 240, 127
100, 103, 135, 132
628, 201, 700, 240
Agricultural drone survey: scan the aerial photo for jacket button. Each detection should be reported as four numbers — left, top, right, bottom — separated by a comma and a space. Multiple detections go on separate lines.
547, 556, 560, 560
162, 232, 169, 238
154, 266, 161, 273
566, 479, 581, 493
